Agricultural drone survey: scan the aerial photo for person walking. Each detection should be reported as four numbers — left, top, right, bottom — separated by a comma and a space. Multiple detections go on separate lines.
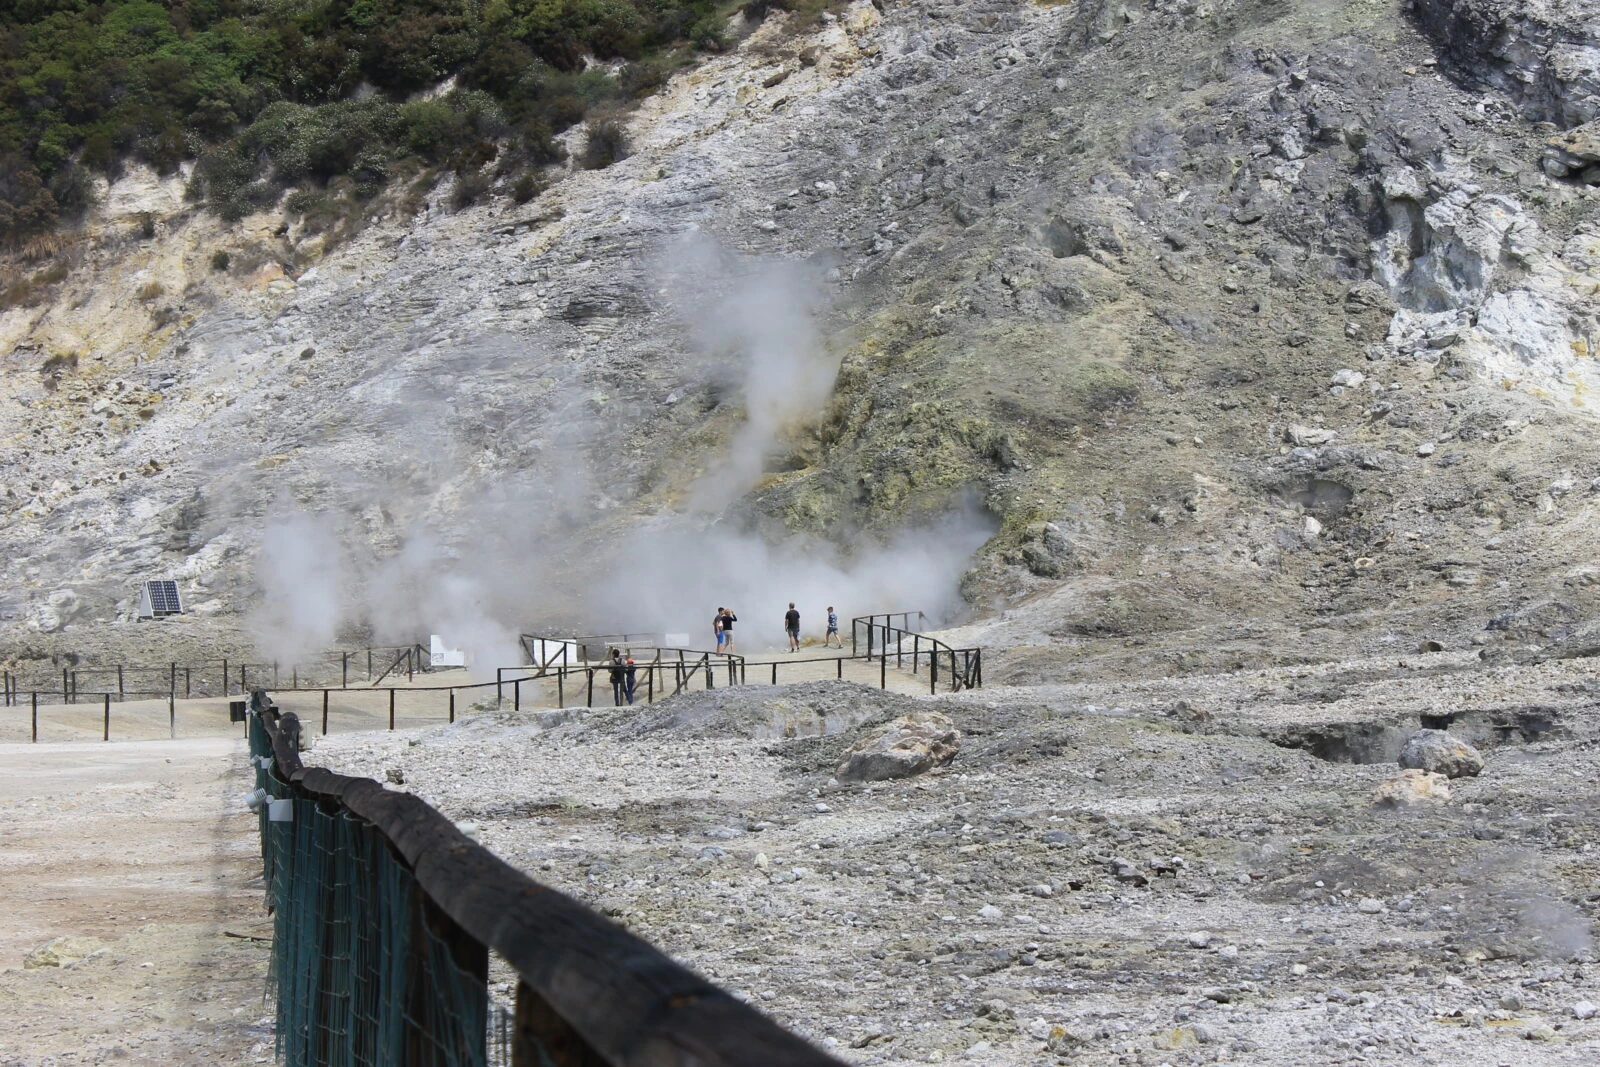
608, 648, 626, 706
784, 602, 801, 652
624, 652, 638, 705
825, 605, 842, 648
714, 607, 725, 652
720, 608, 738, 654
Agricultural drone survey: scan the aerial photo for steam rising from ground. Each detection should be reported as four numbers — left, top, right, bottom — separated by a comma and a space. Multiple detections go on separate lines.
661, 236, 840, 512
247, 237, 991, 673
252, 508, 344, 666
592, 506, 994, 650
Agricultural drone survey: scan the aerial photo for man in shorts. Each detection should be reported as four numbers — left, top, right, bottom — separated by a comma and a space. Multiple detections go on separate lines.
784, 602, 801, 652
825, 606, 841, 648
714, 607, 725, 651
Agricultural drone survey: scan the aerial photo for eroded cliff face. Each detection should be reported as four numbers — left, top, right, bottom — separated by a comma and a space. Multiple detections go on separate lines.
1413, 0, 1600, 126
3, 0, 1600, 674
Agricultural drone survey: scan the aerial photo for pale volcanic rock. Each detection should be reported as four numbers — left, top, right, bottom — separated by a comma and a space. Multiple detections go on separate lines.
1373, 768, 1453, 808
834, 713, 960, 783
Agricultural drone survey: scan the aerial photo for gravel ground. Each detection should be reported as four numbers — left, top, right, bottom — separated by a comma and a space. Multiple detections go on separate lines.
308, 671, 1600, 1065
0, 738, 272, 1066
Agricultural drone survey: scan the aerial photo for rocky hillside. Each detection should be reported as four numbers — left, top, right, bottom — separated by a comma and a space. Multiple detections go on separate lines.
3, 0, 1600, 673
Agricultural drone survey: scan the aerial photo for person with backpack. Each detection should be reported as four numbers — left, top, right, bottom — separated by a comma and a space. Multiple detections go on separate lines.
784, 602, 801, 652
608, 648, 627, 706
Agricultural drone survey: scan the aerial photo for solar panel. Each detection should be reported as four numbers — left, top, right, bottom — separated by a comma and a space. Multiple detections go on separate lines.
145, 580, 182, 616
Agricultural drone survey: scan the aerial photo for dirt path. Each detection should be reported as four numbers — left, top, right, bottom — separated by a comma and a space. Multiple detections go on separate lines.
0, 738, 272, 1065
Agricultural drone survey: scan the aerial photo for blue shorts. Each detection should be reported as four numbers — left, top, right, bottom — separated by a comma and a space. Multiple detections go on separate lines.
716, 632, 725, 646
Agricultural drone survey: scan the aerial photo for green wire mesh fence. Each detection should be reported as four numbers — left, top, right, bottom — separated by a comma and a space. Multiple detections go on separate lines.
253, 711, 488, 1066
247, 690, 844, 1067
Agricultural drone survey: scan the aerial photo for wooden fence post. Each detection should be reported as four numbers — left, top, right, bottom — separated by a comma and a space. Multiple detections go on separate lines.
169, 693, 176, 739
103, 693, 110, 741
449, 689, 455, 724
322, 690, 330, 736
31, 692, 38, 743
388, 688, 395, 730
586, 669, 594, 708
221, 658, 228, 698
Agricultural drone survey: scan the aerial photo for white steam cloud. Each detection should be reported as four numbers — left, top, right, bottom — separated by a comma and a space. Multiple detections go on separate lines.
589, 507, 993, 649
252, 507, 344, 665
246, 236, 993, 676
663, 235, 840, 512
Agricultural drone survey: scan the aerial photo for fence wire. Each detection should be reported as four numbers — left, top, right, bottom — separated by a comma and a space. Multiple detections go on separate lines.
251, 714, 487, 1067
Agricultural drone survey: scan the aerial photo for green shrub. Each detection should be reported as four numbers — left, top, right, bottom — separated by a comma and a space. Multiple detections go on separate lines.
1, 0, 745, 236
47, 165, 98, 222
210, 250, 231, 272
451, 171, 491, 210
511, 173, 545, 204
0, 155, 58, 245
580, 118, 629, 170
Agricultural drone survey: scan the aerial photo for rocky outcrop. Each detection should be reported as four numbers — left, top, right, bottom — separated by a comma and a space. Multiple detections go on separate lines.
1398, 730, 1486, 777
1413, 0, 1600, 127
835, 713, 960, 783
1372, 175, 1540, 312
1370, 162, 1600, 403
1543, 117, 1600, 177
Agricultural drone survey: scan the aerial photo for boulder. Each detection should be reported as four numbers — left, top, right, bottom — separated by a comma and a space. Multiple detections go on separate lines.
1373, 768, 1451, 808
834, 713, 960, 782
1398, 730, 1484, 778
1286, 424, 1337, 447
1544, 121, 1600, 179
